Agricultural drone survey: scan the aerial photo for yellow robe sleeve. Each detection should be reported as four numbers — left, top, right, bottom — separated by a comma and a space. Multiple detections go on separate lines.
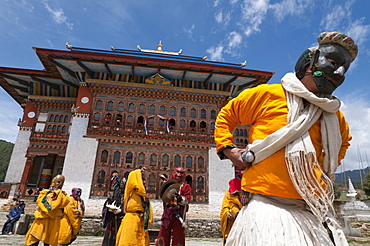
58, 197, 84, 245
215, 84, 288, 154
337, 109, 351, 163
220, 189, 231, 239
34, 189, 70, 219
229, 192, 243, 218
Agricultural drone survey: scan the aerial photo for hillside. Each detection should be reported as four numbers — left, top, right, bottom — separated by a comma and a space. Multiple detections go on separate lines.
335, 167, 370, 188
0, 140, 14, 181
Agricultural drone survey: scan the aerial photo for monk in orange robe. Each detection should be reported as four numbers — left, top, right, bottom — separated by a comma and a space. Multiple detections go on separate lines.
116, 168, 153, 246
58, 188, 85, 246
25, 174, 70, 246
220, 166, 244, 245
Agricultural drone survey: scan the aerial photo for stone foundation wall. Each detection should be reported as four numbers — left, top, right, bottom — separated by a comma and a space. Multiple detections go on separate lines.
347, 219, 370, 237
185, 218, 222, 238
352, 222, 370, 237
78, 215, 222, 238
82, 199, 222, 219
79, 215, 104, 236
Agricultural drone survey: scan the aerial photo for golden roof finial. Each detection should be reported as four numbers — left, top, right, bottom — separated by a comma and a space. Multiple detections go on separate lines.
66, 42, 72, 50
136, 41, 182, 55
157, 41, 163, 51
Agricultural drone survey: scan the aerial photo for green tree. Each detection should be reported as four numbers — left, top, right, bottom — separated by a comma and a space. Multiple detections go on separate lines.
0, 140, 14, 182
333, 182, 343, 200
363, 172, 370, 197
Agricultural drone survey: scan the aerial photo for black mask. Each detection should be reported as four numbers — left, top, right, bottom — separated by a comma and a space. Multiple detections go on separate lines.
311, 44, 352, 94
295, 43, 352, 94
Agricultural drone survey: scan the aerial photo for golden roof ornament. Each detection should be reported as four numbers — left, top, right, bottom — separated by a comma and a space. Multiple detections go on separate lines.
137, 41, 183, 55
66, 42, 72, 50
157, 41, 163, 52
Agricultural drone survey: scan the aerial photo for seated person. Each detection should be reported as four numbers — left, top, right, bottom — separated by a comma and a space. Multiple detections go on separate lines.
1, 201, 24, 235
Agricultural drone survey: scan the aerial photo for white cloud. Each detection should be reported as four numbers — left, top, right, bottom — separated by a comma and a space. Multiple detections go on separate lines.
340, 94, 370, 171
240, 0, 269, 36
346, 18, 370, 46
43, 1, 74, 30
214, 11, 231, 26
224, 31, 243, 58
270, 0, 312, 22
318, 0, 370, 47
184, 25, 195, 35
227, 31, 242, 48
206, 45, 224, 61
319, 5, 347, 30
215, 11, 223, 23
0, 1, 34, 37
184, 24, 196, 41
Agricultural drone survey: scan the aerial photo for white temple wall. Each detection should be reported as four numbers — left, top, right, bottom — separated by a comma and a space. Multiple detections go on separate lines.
4, 129, 31, 183
62, 115, 98, 204
207, 147, 234, 214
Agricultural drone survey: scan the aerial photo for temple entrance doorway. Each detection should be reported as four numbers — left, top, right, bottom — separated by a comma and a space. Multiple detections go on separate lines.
24, 154, 64, 198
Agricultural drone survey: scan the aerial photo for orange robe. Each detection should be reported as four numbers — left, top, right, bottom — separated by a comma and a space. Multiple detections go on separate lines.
215, 84, 351, 199
25, 189, 70, 246
116, 169, 153, 246
220, 189, 243, 245
58, 196, 85, 245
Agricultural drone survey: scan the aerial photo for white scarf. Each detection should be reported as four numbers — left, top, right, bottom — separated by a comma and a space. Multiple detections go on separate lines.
247, 72, 342, 221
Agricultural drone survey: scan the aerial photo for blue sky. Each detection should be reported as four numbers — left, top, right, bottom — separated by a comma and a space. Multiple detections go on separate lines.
1, 0, 370, 172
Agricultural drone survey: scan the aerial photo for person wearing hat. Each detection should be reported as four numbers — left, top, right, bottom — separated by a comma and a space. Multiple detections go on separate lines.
220, 166, 246, 245
25, 174, 70, 246
115, 168, 153, 246
215, 32, 357, 246
58, 188, 85, 246
1, 200, 24, 235
156, 168, 192, 246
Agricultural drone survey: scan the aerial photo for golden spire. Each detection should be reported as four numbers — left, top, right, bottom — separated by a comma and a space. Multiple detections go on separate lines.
157, 41, 163, 52
137, 41, 182, 55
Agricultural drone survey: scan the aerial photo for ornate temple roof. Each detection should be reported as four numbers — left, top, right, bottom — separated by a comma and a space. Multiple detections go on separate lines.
0, 43, 274, 107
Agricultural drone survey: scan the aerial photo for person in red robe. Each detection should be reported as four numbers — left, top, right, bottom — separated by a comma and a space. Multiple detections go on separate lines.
156, 168, 192, 246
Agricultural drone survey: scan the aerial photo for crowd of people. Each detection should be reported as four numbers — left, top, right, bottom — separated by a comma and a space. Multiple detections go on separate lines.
2, 166, 190, 246
24, 174, 85, 246
101, 167, 192, 246
1, 31, 358, 246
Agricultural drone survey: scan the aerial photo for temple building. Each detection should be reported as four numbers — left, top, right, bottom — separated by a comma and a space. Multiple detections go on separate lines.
0, 42, 273, 212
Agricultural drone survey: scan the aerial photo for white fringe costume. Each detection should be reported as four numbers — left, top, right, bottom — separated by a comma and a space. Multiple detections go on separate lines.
226, 194, 334, 246
226, 73, 348, 246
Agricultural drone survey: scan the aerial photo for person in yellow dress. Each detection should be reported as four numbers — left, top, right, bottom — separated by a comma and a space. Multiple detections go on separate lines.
115, 168, 153, 246
58, 188, 85, 246
25, 174, 70, 246
220, 166, 245, 245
